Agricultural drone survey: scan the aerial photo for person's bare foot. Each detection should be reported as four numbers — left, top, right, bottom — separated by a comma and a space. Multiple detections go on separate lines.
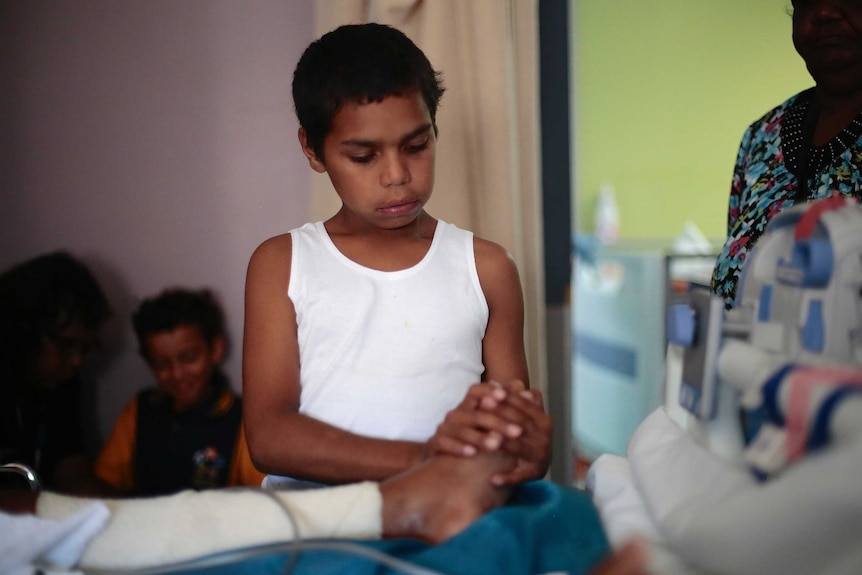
379, 451, 514, 543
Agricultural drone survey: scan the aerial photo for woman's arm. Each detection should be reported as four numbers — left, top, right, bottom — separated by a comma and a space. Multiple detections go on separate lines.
242, 234, 428, 484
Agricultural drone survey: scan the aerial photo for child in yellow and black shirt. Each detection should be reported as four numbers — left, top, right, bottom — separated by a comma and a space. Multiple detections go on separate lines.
95, 288, 263, 495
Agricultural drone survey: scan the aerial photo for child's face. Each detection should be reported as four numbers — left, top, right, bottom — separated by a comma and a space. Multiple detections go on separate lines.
143, 324, 225, 411
29, 321, 100, 389
303, 91, 437, 230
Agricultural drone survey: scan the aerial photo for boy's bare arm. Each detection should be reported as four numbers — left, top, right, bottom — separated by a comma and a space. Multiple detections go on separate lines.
473, 238, 530, 387
429, 238, 551, 485
242, 235, 428, 484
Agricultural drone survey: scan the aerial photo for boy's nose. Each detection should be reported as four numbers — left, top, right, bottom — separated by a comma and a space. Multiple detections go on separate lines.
380, 153, 409, 187
168, 363, 185, 381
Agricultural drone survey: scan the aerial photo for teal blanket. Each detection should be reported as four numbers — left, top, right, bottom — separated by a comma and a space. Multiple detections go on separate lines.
150, 481, 609, 575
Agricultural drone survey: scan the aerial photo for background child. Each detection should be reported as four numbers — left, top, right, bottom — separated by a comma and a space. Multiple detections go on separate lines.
243, 23, 550, 489
95, 288, 263, 495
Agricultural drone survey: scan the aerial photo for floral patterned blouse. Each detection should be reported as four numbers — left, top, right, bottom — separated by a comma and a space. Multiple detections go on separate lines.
711, 87, 862, 308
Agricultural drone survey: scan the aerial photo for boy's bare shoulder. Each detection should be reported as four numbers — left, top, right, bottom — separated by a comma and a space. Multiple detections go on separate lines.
472, 236, 516, 268
472, 236, 519, 283
252, 233, 291, 256
248, 233, 293, 273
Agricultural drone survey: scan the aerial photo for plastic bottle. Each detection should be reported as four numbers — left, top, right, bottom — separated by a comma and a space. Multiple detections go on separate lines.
594, 183, 620, 244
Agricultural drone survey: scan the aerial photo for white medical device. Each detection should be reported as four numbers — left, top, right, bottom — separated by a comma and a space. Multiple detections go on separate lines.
667, 195, 862, 477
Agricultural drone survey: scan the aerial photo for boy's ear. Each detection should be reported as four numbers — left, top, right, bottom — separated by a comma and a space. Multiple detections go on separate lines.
209, 335, 226, 364
298, 128, 326, 173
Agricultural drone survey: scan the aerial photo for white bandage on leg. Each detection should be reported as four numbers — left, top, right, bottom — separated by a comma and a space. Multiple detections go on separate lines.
37, 482, 383, 570
271, 481, 382, 540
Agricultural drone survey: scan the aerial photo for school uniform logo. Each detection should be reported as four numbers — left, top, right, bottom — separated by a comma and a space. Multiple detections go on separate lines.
192, 446, 226, 489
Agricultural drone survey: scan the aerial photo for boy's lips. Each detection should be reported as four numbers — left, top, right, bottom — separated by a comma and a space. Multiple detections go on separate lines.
171, 381, 198, 398
379, 199, 419, 215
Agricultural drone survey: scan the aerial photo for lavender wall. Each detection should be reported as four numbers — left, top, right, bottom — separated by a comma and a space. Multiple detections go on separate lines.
0, 0, 314, 446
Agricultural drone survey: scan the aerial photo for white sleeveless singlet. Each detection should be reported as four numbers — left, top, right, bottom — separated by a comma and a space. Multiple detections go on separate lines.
289, 220, 489, 442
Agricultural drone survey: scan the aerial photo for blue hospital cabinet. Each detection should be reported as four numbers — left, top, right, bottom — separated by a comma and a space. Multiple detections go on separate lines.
571, 242, 715, 457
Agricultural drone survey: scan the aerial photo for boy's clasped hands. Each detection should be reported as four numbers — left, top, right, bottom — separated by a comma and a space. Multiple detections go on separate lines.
429, 380, 552, 486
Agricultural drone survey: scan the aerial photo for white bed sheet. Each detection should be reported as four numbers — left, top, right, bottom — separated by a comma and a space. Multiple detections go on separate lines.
587, 453, 701, 575
588, 407, 862, 575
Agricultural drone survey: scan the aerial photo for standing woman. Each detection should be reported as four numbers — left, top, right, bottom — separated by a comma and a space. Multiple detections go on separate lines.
712, 0, 862, 308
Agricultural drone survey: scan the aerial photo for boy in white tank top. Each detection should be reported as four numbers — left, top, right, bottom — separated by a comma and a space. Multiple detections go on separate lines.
242, 23, 551, 493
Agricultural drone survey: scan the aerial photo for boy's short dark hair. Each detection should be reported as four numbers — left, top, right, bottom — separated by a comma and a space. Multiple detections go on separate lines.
292, 23, 445, 160
0, 251, 111, 378
132, 288, 226, 362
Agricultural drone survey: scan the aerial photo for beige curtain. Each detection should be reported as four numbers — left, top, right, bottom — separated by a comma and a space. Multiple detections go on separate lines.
310, 0, 547, 397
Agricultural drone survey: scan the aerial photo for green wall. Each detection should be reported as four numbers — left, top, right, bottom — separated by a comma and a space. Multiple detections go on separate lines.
572, 0, 813, 240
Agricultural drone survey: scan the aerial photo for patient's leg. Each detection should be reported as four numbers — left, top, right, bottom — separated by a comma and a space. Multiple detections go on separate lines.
379, 451, 514, 543
0, 452, 514, 546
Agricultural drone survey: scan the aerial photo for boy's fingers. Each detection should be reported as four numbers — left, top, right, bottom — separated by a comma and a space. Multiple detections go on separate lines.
445, 404, 525, 438
501, 388, 545, 412
482, 388, 544, 419
477, 391, 544, 429
500, 432, 548, 463
490, 379, 526, 393
522, 388, 543, 405
434, 409, 521, 452
477, 394, 501, 411
473, 389, 552, 467
488, 392, 552, 444
435, 421, 496, 449
429, 435, 477, 457
461, 382, 506, 409
476, 400, 528, 428
435, 381, 548, 458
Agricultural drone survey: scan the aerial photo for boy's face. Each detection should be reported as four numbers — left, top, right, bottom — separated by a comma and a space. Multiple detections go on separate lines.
301, 91, 437, 231
143, 324, 225, 411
